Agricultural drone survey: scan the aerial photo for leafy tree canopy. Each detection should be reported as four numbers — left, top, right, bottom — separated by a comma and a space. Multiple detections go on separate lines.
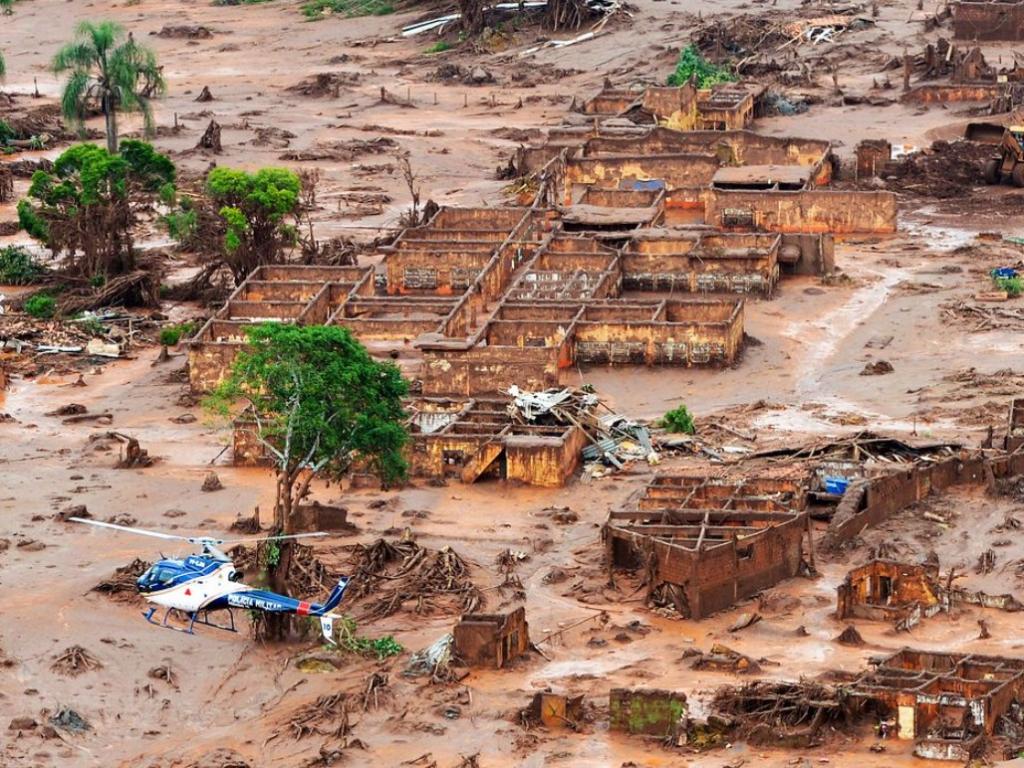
209, 324, 409, 527
18, 140, 175, 276
53, 21, 165, 153
204, 167, 301, 281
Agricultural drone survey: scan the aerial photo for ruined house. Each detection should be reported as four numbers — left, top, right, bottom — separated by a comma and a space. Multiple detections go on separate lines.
406, 397, 588, 486
582, 81, 763, 131
452, 607, 530, 668
604, 473, 810, 618
953, 0, 1024, 42
836, 558, 1022, 631
836, 559, 944, 630
850, 649, 1024, 760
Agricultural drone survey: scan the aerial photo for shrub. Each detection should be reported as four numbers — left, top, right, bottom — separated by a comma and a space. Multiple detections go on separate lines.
667, 44, 734, 89
660, 404, 696, 434
425, 41, 453, 54
994, 276, 1023, 297
0, 119, 15, 146
24, 293, 56, 318
159, 321, 197, 347
0, 245, 44, 285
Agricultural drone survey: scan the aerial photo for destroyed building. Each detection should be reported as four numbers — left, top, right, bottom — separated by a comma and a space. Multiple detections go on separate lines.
850, 649, 1024, 760
603, 472, 811, 618
953, 0, 1024, 42
836, 559, 944, 631
191, 206, 751, 396
836, 559, 1022, 631
452, 607, 530, 668
582, 81, 764, 131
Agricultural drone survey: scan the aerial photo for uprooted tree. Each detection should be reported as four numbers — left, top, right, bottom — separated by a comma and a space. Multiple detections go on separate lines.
17, 140, 175, 283
53, 21, 165, 154
205, 166, 302, 284
207, 323, 408, 637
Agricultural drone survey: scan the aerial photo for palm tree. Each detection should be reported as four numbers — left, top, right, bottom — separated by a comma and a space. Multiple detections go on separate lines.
53, 21, 165, 154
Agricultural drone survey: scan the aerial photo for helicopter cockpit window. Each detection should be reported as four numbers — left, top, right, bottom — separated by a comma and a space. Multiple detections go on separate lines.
140, 566, 176, 588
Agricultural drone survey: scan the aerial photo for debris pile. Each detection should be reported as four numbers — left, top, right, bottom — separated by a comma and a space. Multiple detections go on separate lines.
710, 680, 855, 745
51, 645, 102, 677
506, 386, 656, 474
285, 72, 361, 98
91, 558, 150, 602
345, 537, 484, 620
879, 141, 989, 198
688, 643, 761, 674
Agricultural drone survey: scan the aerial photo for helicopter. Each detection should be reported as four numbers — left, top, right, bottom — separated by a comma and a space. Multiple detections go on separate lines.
70, 517, 351, 643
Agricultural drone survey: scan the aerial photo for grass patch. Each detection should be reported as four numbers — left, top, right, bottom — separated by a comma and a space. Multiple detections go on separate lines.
301, 0, 394, 18
995, 275, 1023, 297
24, 293, 56, 319
159, 321, 198, 347
667, 44, 734, 88
425, 40, 453, 54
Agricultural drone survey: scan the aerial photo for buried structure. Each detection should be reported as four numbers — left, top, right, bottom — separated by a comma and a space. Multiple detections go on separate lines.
603, 472, 812, 618
835, 558, 1022, 631
850, 649, 1024, 760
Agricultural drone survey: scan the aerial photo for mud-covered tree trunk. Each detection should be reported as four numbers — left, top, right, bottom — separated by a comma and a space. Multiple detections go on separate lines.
545, 0, 589, 31
459, 0, 485, 34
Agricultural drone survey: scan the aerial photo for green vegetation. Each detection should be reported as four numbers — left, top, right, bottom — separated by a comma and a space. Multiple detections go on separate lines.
53, 21, 165, 153
425, 41, 453, 54
18, 141, 175, 278
0, 245, 44, 285
206, 166, 301, 283
660, 404, 696, 434
667, 44, 734, 89
158, 321, 197, 347
994, 275, 1023, 297
207, 323, 409, 530
335, 616, 403, 658
301, 0, 393, 19
0, 0, 12, 15
0, 120, 13, 146
24, 293, 56, 318
73, 315, 107, 336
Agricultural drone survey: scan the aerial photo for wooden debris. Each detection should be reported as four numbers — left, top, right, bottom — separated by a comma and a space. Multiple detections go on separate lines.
51, 645, 102, 677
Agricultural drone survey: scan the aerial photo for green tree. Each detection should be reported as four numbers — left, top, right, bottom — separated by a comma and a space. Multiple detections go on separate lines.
17, 141, 175, 278
205, 167, 301, 283
209, 323, 408, 530
53, 21, 165, 154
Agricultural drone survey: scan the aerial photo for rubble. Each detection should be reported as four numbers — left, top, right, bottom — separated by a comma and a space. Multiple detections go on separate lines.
344, 537, 484, 620
91, 558, 151, 602
51, 645, 102, 676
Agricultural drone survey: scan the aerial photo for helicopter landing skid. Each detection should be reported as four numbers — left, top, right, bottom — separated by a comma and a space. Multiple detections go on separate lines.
143, 606, 238, 635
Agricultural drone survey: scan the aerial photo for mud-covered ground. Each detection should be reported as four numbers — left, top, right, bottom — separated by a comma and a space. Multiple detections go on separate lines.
3, 0, 1024, 765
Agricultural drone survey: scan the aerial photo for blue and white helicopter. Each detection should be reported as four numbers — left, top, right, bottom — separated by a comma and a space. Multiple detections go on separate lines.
71, 517, 350, 643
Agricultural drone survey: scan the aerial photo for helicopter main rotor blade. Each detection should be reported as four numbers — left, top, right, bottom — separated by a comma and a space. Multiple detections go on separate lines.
69, 517, 190, 542
217, 532, 330, 545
